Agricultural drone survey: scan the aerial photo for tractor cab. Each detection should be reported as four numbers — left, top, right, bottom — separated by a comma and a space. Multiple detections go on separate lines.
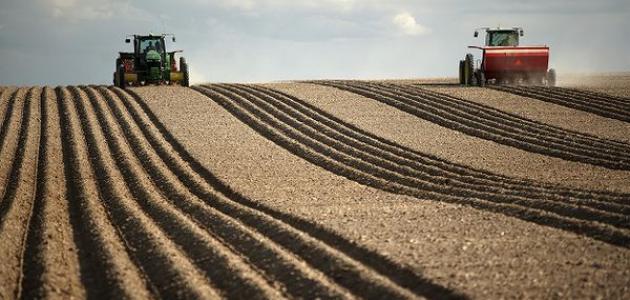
135, 36, 165, 54
475, 28, 522, 47
129, 35, 168, 79
114, 33, 189, 88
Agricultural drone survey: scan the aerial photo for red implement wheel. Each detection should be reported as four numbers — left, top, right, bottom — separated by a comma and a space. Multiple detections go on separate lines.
546, 68, 556, 87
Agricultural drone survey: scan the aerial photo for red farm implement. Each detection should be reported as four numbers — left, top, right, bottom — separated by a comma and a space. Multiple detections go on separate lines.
459, 27, 556, 87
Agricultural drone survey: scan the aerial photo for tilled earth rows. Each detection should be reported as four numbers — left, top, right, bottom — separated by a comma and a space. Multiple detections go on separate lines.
1, 80, 629, 299
490, 85, 630, 122
316, 81, 630, 170
192, 83, 630, 247
0, 85, 458, 299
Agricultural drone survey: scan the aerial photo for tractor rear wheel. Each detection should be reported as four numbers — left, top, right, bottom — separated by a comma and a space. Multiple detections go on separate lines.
180, 57, 190, 87
114, 59, 121, 86
464, 54, 474, 86
117, 65, 126, 89
458, 60, 465, 84
546, 68, 556, 87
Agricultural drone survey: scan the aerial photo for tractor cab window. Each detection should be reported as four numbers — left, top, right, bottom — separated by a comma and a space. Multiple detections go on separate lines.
139, 38, 164, 53
487, 31, 519, 47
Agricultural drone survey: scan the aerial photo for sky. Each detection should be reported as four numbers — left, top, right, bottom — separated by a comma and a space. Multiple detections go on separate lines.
0, 0, 629, 85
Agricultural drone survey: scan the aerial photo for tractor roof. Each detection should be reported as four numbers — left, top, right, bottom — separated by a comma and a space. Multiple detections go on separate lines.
126, 33, 175, 40
124, 33, 176, 44
486, 27, 521, 32
473, 27, 524, 39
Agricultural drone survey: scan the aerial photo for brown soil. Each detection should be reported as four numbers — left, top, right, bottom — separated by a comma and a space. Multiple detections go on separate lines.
137, 81, 629, 298
1, 75, 629, 299
269, 82, 630, 193
422, 86, 630, 143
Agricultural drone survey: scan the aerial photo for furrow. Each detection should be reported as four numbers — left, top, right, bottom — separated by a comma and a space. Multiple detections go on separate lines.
248, 84, 630, 205
252, 84, 525, 184
120, 84, 425, 299
56, 87, 153, 299
19, 87, 85, 299
0, 88, 20, 152
352, 80, 630, 161
507, 85, 630, 115
218, 84, 630, 229
192, 85, 630, 248
124, 86, 463, 299
0, 87, 17, 132
68, 86, 225, 299
100, 86, 352, 299
491, 85, 630, 123
370, 81, 630, 158
404, 83, 630, 151
318, 81, 630, 170
0, 89, 25, 203
528, 86, 630, 110
81, 85, 289, 299
558, 87, 630, 106
230, 84, 630, 217
124, 86, 470, 299
0, 88, 40, 299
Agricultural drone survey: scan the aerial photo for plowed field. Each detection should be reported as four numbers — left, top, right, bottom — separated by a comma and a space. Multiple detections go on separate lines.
1, 76, 629, 299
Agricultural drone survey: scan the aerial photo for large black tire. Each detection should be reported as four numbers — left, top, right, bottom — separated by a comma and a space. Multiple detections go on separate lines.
546, 68, 556, 87
464, 54, 474, 86
117, 64, 126, 89
180, 57, 190, 87
458, 60, 465, 85
114, 58, 121, 86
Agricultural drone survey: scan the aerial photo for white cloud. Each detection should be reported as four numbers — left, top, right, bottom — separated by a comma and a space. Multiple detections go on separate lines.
392, 12, 429, 36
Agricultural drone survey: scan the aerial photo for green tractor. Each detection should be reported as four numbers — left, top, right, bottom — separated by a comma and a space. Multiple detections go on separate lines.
114, 33, 189, 88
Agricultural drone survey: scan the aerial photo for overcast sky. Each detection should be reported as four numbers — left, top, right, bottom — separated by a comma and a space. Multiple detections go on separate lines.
0, 0, 629, 85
